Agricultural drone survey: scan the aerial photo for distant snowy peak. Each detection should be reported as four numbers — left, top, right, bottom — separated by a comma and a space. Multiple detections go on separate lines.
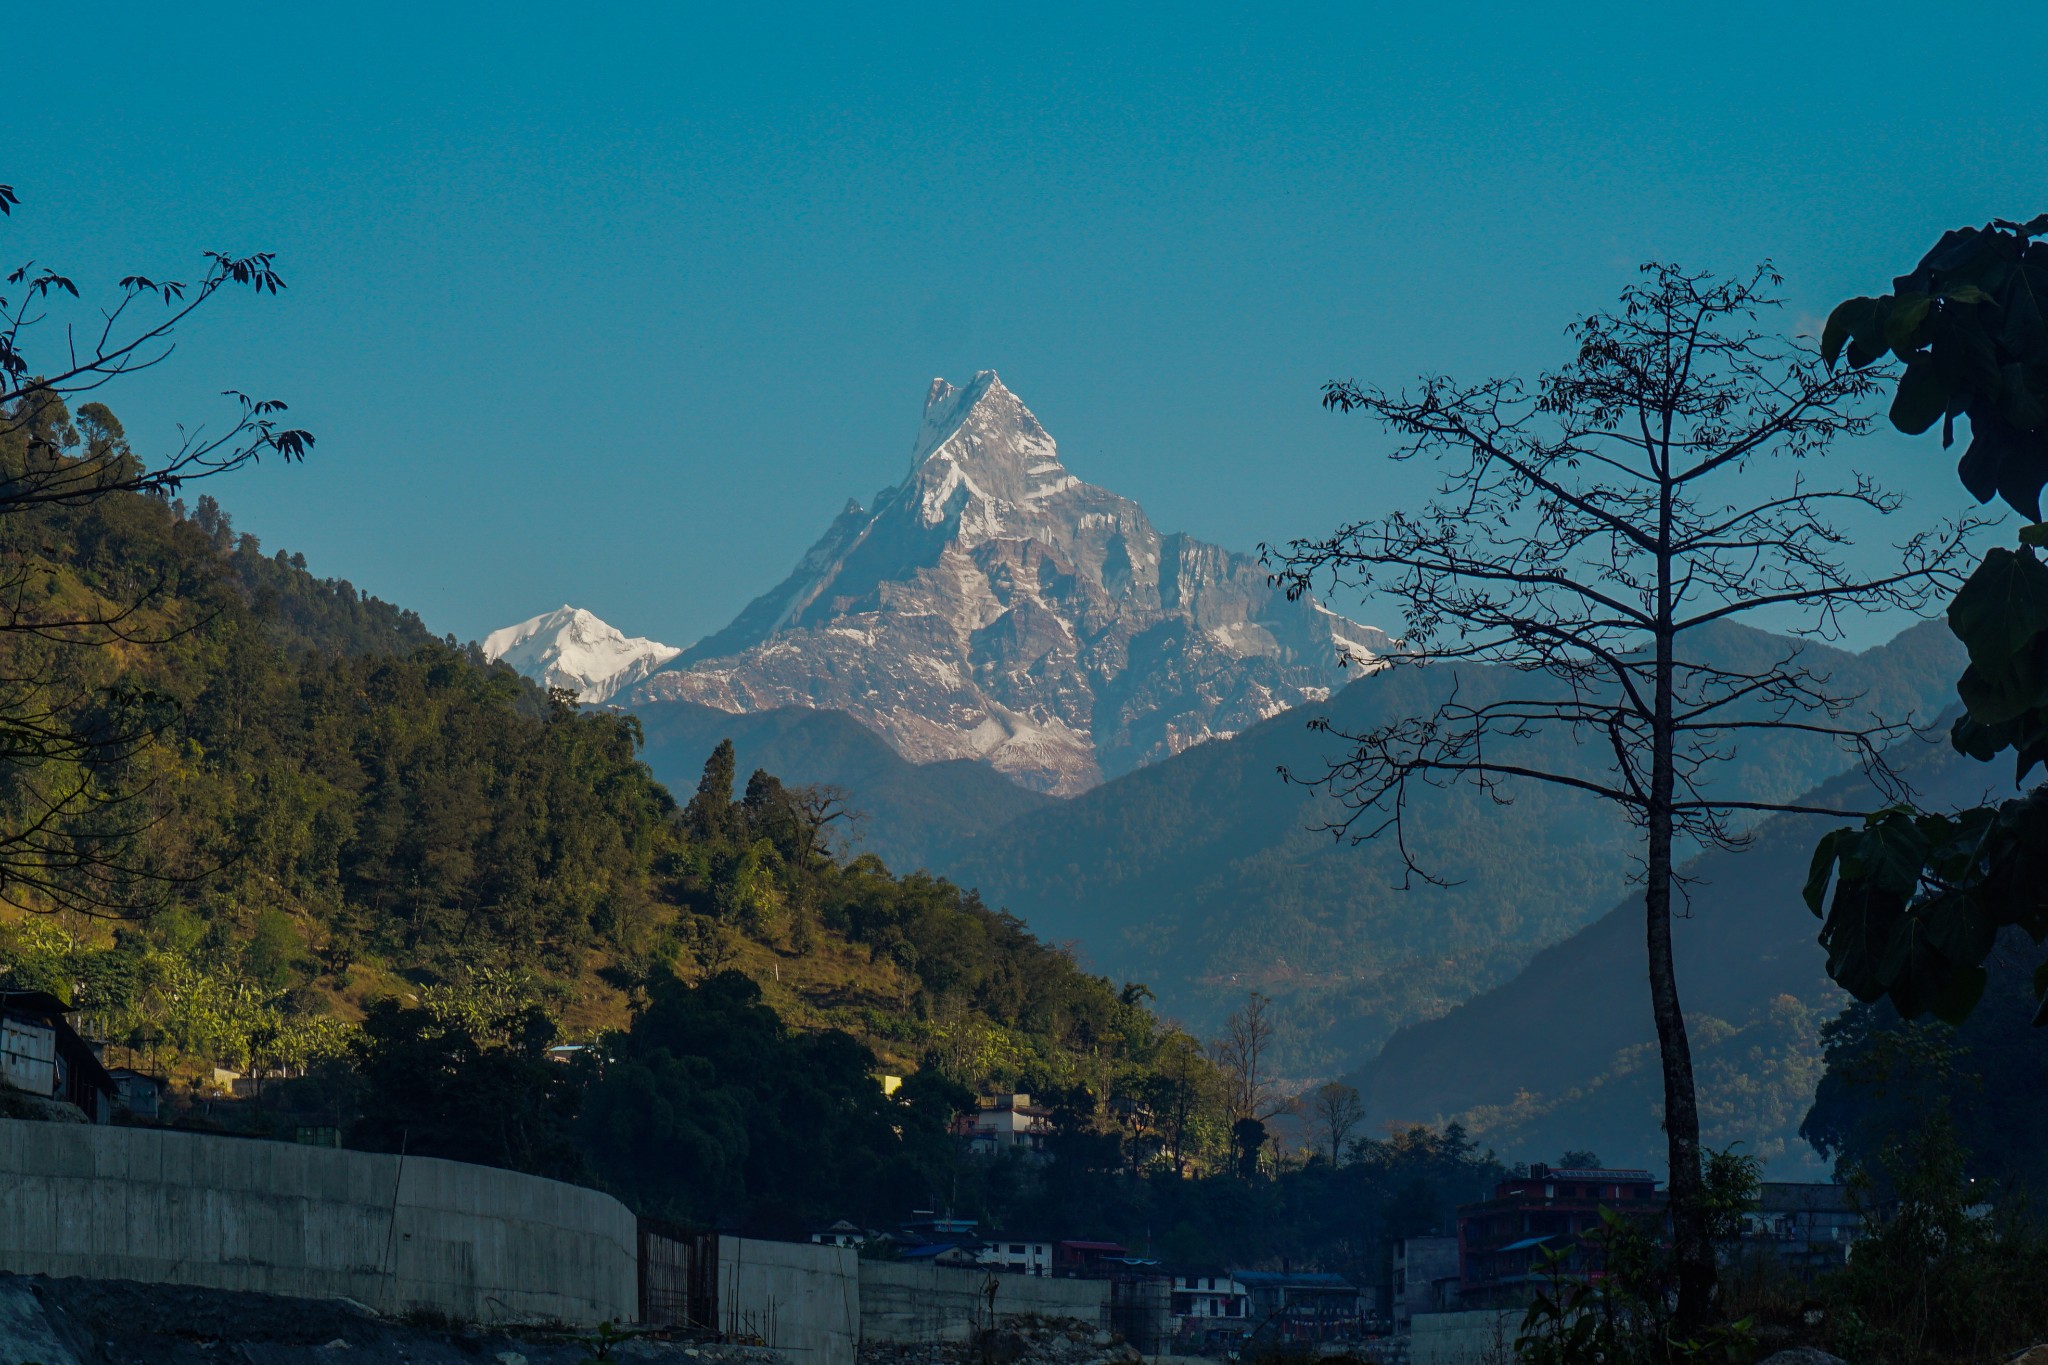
482, 605, 682, 704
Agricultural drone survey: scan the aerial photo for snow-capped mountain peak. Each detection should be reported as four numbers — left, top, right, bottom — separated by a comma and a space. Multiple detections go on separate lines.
905, 371, 1071, 536
632, 372, 1390, 794
481, 605, 682, 704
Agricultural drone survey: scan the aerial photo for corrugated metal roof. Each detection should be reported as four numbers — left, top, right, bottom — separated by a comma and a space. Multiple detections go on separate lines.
1230, 1271, 1357, 1288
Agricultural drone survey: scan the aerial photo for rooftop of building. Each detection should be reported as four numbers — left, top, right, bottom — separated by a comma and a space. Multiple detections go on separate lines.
0, 989, 76, 1017
1230, 1270, 1359, 1289
1758, 1182, 1857, 1212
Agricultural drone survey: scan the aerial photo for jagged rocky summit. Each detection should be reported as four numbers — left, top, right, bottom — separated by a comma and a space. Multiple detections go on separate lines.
481, 605, 682, 703
629, 371, 1388, 794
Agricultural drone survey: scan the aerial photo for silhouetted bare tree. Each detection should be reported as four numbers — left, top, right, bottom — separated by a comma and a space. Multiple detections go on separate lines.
1269, 263, 1981, 1329
1211, 991, 1289, 1175
1310, 1080, 1364, 1167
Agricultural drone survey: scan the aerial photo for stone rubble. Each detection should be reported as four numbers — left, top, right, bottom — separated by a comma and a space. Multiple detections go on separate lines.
858, 1318, 1141, 1365
0, 1275, 795, 1365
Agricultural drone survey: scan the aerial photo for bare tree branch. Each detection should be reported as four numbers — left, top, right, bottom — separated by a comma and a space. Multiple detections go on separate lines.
1265, 261, 1978, 1330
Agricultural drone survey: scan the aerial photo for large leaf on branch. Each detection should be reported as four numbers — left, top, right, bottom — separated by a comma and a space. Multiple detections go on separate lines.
2000, 361, 2048, 431
1972, 424, 2048, 520
1948, 547, 2048, 672
1815, 218, 2048, 1029
1821, 297, 1877, 369
1809, 808, 1928, 998
1808, 794, 2048, 1025
1833, 220, 2048, 519
1890, 356, 1945, 434
1956, 644, 2048, 727
1999, 244, 2048, 362
1951, 709, 2048, 783
1975, 791, 2048, 941
1946, 548, 2048, 781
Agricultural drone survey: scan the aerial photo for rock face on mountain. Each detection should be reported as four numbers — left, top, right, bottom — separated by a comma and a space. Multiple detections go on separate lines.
482, 606, 682, 703
632, 371, 1389, 793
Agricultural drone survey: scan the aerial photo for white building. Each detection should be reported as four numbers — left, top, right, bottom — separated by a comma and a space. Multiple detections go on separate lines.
960, 1093, 1053, 1157
1, 990, 113, 1122
978, 1236, 1055, 1275
1391, 1235, 1461, 1327
1170, 1271, 1249, 1324
809, 1219, 868, 1248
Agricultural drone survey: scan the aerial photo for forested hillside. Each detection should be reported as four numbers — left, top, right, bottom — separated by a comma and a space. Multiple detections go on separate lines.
0, 398, 1188, 1167
939, 620, 1966, 1078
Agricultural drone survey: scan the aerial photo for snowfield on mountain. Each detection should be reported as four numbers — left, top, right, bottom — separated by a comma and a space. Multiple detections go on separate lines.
481, 605, 682, 703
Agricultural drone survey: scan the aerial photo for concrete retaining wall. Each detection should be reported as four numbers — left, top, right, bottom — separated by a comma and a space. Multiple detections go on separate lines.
1409, 1309, 1520, 1365
717, 1237, 858, 1365
0, 1118, 637, 1326
856, 1262, 1108, 1344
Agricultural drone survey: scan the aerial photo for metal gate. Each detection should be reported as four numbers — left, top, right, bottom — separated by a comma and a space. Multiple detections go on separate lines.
639, 1218, 719, 1329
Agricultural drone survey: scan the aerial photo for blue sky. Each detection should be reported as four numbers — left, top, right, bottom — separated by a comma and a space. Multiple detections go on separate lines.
8, 2, 2043, 647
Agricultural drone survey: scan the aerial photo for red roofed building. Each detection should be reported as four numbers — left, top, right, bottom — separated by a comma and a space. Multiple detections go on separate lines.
1456, 1163, 1665, 1301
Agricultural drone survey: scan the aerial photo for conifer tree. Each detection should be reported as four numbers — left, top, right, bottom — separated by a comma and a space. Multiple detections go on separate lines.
685, 739, 738, 843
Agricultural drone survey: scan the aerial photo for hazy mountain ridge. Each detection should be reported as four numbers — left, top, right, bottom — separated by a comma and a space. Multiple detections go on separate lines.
936, 618, 1970, 1078
630, 372, 1389, 794
529, 604, 1965, 1092
1352, 723, 2010, 1174
628, 697, 1055, 874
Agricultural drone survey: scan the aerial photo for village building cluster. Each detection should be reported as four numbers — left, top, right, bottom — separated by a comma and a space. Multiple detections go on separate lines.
2, 995, 1873, 1358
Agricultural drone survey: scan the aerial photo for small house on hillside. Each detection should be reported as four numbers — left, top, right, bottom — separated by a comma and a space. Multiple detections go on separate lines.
958, 1092, 1052, 1157
1169, 1268, 1250, 1350
106, 1068, 166, 1119
882, 1213, 988, 1266
809, 1219, 869, 1249
0, 990, 116, 1123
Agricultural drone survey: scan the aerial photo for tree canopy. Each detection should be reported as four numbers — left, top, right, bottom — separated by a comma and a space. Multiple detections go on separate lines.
1806, 219, 2048, 1028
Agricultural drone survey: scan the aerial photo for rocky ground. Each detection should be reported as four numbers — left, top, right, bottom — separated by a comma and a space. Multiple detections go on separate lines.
0, 1276, 788, 1365
856, 1319, 1141, 1365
